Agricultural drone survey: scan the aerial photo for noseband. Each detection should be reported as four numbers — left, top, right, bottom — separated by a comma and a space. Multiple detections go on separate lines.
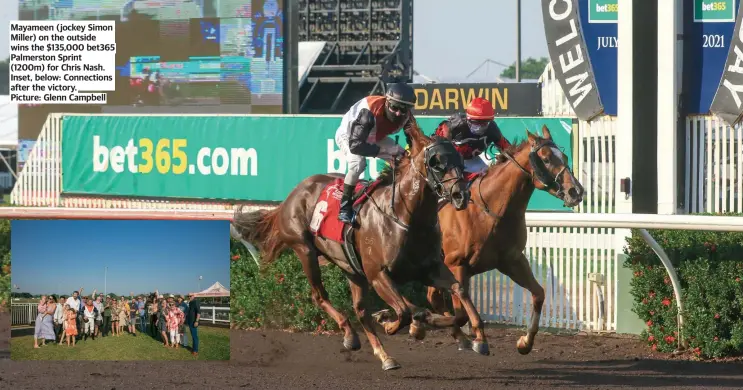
411, 138, 465, 202
500, 140, 571, 198
366, 138, 466, 231
474, 139, 573, 221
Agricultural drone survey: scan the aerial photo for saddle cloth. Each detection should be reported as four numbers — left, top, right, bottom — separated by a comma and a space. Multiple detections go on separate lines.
309, 177, 384, 243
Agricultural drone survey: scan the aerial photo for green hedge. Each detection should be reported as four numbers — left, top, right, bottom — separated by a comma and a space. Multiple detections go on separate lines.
229, 238, 437, 332
624, 213, 743, 359
0, 219, 9, 311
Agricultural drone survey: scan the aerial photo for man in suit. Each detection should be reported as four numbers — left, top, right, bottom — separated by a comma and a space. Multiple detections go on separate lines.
186, 292, 201, 357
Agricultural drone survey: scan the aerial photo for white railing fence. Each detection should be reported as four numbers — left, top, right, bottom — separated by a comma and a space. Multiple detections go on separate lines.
685, 115, 743, 214
539, 62, 574, 117
11, 302, 36, 326
199, 306, 231, 325
471, 226, 616, 332
529, 62, 618, 331
10, 302, 230, 326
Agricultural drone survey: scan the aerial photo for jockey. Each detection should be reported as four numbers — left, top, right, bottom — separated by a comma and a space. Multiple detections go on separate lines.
334, 82, 416, 224
433, 97, 512, 174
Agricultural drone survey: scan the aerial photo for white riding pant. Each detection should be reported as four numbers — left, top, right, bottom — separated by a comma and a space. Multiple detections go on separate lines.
84, 319, 94, 334
463, 156, 488, 174
335, 131, 397, 186
169, 329, 180, 344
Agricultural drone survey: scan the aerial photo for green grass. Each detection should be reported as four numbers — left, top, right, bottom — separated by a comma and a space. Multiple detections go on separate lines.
10, 326, 230, 361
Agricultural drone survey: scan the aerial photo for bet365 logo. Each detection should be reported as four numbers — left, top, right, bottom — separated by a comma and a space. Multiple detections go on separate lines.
701, 1, 726, 11
589, 0, 618, 23
595, 2, 618, 13
695, 0, 735, 22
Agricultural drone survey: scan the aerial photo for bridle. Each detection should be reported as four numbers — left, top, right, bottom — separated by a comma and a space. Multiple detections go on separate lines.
366, 138, 466, 230
474, 139, 573, 219
412, 138, 465, 201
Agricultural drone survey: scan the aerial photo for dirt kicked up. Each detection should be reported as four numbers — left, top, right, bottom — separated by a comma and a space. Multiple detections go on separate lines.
1, 310, 742, 389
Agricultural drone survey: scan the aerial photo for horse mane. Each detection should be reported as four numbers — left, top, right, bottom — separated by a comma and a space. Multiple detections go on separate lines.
375, 154, 411, 186
493, 135, 537, 165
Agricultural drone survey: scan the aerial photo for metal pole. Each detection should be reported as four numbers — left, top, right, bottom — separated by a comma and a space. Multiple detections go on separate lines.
657, 0, 679, 215
516, 0, 522, 82
104, 266, 107, 297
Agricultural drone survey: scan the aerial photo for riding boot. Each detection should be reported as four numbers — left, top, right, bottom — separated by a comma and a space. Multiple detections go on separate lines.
338, 184, 356, 224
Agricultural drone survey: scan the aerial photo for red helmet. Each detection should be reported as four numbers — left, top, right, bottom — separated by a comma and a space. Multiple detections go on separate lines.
466, 97, 495, 120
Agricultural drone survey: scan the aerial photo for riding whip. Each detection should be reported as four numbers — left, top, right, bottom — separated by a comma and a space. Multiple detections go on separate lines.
390, 135, 399, 211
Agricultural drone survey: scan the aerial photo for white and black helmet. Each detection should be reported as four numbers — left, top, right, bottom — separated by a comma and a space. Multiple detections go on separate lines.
385, 82, 417, 109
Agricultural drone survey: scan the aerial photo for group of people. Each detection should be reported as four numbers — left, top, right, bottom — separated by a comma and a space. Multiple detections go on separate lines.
32, 287, 202, 356
334, 82, 511, 223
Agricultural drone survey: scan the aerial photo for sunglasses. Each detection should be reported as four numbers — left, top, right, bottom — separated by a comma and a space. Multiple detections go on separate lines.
468, 119, 489, 127
387, 102, 411, 114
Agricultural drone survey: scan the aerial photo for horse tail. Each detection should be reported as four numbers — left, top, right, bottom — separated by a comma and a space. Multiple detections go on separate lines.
232, 205, 286, 265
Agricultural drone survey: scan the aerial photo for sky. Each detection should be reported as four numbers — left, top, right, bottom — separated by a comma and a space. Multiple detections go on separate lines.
11, 219, 230, 296
0, 0, 549, 81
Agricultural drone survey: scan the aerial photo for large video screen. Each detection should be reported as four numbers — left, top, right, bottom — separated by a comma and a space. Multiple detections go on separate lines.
17, 0, 285, 139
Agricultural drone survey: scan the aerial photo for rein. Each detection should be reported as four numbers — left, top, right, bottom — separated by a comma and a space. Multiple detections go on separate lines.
472, 140, 568, 222
363, 139, 462, 230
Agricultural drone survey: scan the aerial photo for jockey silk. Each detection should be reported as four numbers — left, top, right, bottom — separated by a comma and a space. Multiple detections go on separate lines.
335, 96, 407, 153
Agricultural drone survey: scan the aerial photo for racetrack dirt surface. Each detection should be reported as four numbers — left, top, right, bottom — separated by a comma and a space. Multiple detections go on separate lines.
1, 310, 741, 389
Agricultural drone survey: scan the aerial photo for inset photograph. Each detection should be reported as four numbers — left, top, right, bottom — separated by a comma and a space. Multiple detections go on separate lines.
10, 219, 230, 361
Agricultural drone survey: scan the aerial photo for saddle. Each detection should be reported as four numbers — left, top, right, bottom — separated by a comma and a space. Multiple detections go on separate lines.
311, 177, 385, 277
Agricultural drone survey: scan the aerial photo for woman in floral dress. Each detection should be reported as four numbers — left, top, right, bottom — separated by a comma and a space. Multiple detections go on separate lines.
110, 299, 119, 336
166, 301, 185, 348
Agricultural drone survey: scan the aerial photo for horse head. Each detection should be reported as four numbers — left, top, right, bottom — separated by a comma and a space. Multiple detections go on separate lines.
492, 124, 583, 208
516, 125, 584, 207
402, 117, 470, 210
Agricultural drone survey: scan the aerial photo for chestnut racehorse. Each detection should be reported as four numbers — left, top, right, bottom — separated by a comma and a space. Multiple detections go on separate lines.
409, 125, 585, 356
231, 119, 487, 370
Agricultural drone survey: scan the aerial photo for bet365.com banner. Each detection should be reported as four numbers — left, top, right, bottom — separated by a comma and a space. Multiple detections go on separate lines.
61, 115, 575, 210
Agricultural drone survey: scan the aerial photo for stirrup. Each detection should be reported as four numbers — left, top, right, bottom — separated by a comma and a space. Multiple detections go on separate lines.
338, 209, 354, 224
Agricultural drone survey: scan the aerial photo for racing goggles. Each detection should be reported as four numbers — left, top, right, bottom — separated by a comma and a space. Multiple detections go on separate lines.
387, 101, 412, 114
467, 119, 489, 134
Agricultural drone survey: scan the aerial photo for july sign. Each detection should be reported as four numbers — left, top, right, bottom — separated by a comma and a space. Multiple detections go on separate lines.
581, 0, 618, 116
685, 0, 739, 114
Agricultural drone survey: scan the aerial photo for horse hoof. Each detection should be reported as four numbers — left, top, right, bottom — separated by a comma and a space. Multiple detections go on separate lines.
516, 336, 533, 355
472, 340, 490, 356
382, 357, 401, 371
457, 338, 472, 351
409, 324, 426, 340
372, 309, 392, 324
343, 334, 361, 351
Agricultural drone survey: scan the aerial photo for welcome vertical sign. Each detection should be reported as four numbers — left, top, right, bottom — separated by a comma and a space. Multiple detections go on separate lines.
541, 0, 605, 121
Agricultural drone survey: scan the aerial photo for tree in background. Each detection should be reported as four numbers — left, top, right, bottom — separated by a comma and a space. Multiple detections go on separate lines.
500, 56, 549, 80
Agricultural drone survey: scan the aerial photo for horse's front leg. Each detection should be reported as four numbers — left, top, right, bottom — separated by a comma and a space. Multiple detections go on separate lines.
368, 271, 412, 336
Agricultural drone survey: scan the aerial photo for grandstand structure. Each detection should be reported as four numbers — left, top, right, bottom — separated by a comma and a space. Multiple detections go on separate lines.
297, 0, 413, 114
